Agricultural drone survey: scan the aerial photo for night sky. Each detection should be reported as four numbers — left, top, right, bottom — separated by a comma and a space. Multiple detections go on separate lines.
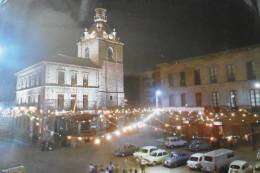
0, 0, 260, 102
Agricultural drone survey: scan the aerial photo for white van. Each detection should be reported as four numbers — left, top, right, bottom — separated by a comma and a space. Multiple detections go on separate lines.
201, 148, 236, 172
187, 153, 204, 170
228, 160, 252, 173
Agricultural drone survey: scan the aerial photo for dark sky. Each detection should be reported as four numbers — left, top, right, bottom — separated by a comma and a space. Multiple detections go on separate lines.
0, 0, 260, 101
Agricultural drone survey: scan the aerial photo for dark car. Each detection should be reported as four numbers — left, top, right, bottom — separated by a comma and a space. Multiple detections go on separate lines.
188, 139, 211, 151
113, 144, 138, 157
163, 151, 190, 168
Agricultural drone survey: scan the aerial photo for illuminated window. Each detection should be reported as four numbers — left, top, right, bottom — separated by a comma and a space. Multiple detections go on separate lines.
211, 92, 219, 107
250, 89, 260, 107
71, 72, 77, 86
246, 61, 256, 80
229, 90, 237, 108
180, 72, 186, 86
85, 47, 89, 58
83, 74, 88, 87
83, 95, 88, 110
57, 94, 64, 111
108, 47, 113, 61
58, 71, 65, 85
209, 67, 217, 83
226, 64, 235, 81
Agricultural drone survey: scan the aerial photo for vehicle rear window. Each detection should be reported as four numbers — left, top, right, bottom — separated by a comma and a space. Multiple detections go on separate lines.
204, 156, 213, 162
190, 157, 198, 161
230, 165, 240, 170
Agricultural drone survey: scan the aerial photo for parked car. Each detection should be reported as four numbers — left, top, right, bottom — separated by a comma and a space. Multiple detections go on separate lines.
189, 139, 211, 151
228, 160, 252, 173
187, 153, 204, 170
133, 146, 158, 159
1, 165, 26, 173
140, 149, 169, 166
113, 144, 138, 157
164, 136, 187, 148
257, 149, 260, 161
201, 148, 236, 172
253, 162, 260, 173
163, 151, 190, 168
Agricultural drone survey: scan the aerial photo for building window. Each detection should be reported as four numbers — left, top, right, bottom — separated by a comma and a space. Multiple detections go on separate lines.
71, 72, 77, 86
83, 95, 88, 110
58, 71, 65, 85
181, 93, 186, 107
110, 96, 113, 101
250, 89, 260, 108
229, 90, 237, 108
168, 73, 174, 87
209, 67, 217, 83
57, 94, 64, 111
180, 72, 186, 86
85, 47, 89, 58
194, 68, 201, 85
195, 92, 202, 107
71, 94, 76, 110
246, 61, 256, 80
211, 92, 219, 107
226, 64, 236, 81
108, 47, 114, 61
169, 94, 175, 107
83, 74, 88, 87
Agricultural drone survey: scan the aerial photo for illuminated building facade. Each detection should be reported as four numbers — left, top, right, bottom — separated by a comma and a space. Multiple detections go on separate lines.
141, 46, 260, 111
15, 8, 125, 111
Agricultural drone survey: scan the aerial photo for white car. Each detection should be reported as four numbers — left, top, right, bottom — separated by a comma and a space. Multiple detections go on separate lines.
187, 153, 204, 170
133, 146, 158, 159
165, 136, 187, 148
141, 149, 169, 166
228, 160, 253, 173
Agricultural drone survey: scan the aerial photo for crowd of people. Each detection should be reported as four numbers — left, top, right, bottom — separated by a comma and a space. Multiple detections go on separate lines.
88, 161, 145, 173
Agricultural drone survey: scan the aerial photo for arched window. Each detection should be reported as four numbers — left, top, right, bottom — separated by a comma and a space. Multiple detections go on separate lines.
108, 47, 113, 61
85, 47, 89, 58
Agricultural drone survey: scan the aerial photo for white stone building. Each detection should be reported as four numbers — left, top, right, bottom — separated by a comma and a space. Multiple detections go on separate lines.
15, 8, 125, 111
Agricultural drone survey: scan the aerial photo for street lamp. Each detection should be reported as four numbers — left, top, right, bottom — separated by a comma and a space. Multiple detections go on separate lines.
255, 82, 260, 89
155, 90, 161, 108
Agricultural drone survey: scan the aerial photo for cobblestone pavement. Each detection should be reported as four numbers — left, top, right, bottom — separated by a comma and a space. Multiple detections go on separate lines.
0, 129, 257, 173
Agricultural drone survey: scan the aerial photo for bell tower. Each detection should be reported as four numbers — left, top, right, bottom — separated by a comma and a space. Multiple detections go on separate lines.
77, 8, 125, 108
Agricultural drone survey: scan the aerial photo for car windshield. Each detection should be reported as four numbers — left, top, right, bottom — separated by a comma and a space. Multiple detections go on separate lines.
230, 165, 240, 170
140, 149, 148, 153
190, 157, 198, 161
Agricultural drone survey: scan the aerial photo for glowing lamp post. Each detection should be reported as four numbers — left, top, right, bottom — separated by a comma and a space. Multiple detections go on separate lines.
155, 90, 161, 108
255, 82, 260, 89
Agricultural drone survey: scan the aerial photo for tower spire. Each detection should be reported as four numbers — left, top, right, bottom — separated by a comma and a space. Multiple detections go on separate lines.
94, 8, 107, 23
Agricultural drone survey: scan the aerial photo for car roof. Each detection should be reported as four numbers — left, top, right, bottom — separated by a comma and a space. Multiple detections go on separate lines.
152, 149, 167, 153
171, 151, 187, 155
191, 153, 204, 157
230, 160, 248, 166
141, 146, 157, 149
204, 148, 233, 157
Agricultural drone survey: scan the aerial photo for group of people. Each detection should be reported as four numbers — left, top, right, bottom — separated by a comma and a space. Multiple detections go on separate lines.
88, 161, 145, 173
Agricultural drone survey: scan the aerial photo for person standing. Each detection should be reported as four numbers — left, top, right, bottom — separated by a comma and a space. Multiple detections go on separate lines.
88, 163, 94, 173
107, 161, 114, 173
140, 163, 145, 173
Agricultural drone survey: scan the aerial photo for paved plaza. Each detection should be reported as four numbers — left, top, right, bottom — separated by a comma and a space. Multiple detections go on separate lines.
0, 129, 257, 173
